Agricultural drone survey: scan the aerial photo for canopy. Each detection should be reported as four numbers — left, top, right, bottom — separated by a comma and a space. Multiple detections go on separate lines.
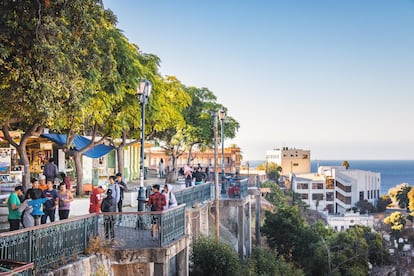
41, 134, 114, 158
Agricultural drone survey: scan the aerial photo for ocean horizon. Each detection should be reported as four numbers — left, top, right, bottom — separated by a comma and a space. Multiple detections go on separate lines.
246, 160, 414, 195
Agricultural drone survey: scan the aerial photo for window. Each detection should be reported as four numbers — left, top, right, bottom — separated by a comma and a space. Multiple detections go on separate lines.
300, 193, 308, 199
326, 192, 334, 201
312, 193, 324, 200
312, 183, 324, 189
359, 191, 364, 201
297, 183, 308, 189
293, 163, 299, 166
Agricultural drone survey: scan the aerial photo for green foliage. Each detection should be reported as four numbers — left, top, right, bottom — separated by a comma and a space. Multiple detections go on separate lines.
190, 236, 241, 276
329, 226, 369, 275
246, 247, 303, 276
261, 181, 286, 208
396, 185, 412, 209
261, 206, 308, 261
377, 195, 392, 212
355, 200, 375, 214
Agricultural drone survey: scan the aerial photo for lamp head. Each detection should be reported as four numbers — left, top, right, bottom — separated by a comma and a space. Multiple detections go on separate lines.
219, 110, 226, 120
136, 79, 152, 103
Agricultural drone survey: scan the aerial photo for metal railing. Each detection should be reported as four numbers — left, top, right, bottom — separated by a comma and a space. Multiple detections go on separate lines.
0, 214, 97, 274
0, 205, 186, 273
95, 204, 186, 248
220, 178, 248, 199
175, 182, 213, 207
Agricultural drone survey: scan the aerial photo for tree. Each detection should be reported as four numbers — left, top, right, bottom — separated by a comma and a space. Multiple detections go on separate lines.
377, 195, 392, 212
384, 211, 406, 239
0, 0, 104, 187
156, 85, 239, 183
355, 200, 375, 214
396, 185, 412, 210
190, 236, 241, 276
342, 160, 349, 170
246, 247, 303, 276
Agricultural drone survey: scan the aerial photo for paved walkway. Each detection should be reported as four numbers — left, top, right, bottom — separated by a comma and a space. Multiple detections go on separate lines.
69, 176, 186, 217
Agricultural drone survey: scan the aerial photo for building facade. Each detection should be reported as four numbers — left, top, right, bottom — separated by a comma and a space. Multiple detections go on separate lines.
265, 147, 310, 175
291, 165, 381, 214
147, 146, 242, 175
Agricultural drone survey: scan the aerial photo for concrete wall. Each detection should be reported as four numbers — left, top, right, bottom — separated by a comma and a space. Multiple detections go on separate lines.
45, 253, 113, 276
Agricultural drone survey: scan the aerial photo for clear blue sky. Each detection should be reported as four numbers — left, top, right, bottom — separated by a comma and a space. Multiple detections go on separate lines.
103, 0, 414, 161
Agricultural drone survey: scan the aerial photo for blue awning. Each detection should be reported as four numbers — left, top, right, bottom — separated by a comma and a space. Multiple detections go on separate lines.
41, 134, 114, 158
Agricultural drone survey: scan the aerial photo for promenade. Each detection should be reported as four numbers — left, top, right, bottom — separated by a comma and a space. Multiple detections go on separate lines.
69, 176, 185, 217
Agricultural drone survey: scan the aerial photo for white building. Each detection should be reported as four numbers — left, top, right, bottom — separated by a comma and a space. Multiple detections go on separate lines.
265, 147, 310, 175
327, 212, 374, 232
291, 165, 381, 214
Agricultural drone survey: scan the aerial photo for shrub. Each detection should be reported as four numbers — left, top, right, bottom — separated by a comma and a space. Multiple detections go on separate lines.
190, 236, 240, 276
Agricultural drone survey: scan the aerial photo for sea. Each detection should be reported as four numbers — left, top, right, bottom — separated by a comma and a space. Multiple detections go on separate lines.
247, 160, 414, 196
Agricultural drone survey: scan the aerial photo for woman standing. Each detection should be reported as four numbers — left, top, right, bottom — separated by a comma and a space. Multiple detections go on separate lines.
58, 183, 74, 220
159, 158, 165, 178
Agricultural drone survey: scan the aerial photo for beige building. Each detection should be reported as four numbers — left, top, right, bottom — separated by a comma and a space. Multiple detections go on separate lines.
147, 145, 242, 175
265, 147, 310, 175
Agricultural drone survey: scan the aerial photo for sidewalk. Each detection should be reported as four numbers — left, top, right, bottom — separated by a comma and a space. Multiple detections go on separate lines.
69, 176, 186, 217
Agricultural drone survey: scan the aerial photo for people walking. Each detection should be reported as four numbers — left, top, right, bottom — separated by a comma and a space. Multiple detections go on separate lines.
41, 180, 59, 224
101, 189, 116, 240
8, 186, 24, 231
58, 183, 74, 220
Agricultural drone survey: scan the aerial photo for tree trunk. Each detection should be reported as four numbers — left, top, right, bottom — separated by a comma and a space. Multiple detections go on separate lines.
74, 151, 83, 196
166, 154, 177, 184
116, 145, 124, 175
17, 146, 30, 190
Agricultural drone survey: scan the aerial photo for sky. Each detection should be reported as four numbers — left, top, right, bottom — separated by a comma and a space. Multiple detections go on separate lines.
103, 0, 414, 161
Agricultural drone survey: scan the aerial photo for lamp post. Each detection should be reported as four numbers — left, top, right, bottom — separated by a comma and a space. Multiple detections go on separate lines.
136, 79, 152, 211
213, 111, 219, 240
219, 110, 226, 193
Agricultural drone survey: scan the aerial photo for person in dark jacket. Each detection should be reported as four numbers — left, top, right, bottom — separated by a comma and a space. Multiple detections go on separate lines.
43, 158, 58, 183
101, 189, 116, 240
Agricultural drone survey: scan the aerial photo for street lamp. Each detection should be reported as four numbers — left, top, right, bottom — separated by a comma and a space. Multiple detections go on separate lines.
136, 79, 152, 211
213, 111, 219, 240
219, 110, 226, 193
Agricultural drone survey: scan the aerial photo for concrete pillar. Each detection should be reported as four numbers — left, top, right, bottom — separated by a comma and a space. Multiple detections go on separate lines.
238, 204, 245, 259
177, 248, 189, 276
246, 200, 251, 257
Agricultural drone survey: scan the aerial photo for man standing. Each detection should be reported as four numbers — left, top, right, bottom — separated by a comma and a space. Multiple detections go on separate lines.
115, 173, 128, 224
115, 173, 128, 212
147, 184, 166, 239
43, 158, 58, 183
108, 176, 120, 206
41, 180, 59, 224
8, 186, 24, 231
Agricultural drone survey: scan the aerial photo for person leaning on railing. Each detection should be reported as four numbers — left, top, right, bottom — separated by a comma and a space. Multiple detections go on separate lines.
147, 184, 166, 240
